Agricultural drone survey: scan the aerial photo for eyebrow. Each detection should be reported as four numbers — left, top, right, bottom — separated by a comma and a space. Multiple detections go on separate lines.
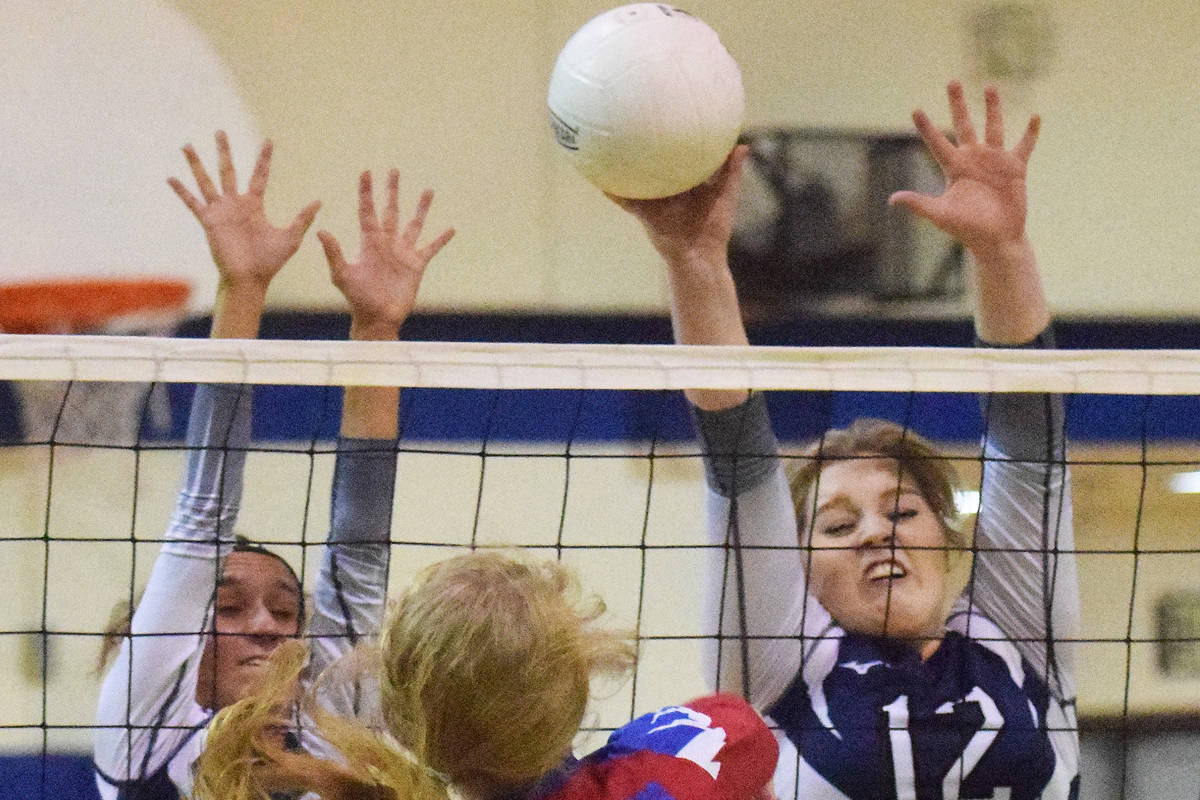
216, 575, 301, 598
814, 486, 923, 515
814, 496, 854, 515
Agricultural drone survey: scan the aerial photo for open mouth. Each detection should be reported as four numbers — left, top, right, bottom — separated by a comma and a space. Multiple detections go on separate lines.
866, 560, 907, 582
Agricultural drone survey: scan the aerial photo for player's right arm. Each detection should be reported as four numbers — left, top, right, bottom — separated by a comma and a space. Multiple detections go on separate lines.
94, 133, 317, 791
612, 150, 821, 709
92, 382, 252, 789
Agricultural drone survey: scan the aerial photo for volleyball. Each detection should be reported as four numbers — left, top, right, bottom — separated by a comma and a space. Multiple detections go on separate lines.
547, 4, 745, 200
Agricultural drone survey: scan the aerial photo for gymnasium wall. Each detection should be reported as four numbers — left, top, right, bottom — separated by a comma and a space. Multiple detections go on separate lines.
2, 2, 1199, 797
161, 0, 1199, 317
2, 0, 1198, 315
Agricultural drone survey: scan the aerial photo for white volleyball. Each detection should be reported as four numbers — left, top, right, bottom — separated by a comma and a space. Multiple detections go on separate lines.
548, 4, 745, 199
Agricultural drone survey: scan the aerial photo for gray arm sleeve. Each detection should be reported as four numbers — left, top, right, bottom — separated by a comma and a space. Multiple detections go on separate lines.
94, 383, 250, 779
957, 329, 1079, 704
163, 383, 250, 555
693, 394, 831, 710
307, 437, 396, 715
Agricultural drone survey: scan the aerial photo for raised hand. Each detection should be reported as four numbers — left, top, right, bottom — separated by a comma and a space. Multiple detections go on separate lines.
317, 170, 455, 339
169, 131, 320, 292
611, 146, 751, 410
889, 81, 1039, 256
892, 81, 1049, 343
610, 145, 749, 267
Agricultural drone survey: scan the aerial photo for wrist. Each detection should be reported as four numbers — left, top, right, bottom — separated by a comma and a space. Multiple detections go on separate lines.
349, 317, 401, 342
662, 248, 731, 282
210, 281, 269, 339
215, 279, 269, 307
645, 226, 730, 271
969, 235, 1051, 344
967, 235, 1034, 273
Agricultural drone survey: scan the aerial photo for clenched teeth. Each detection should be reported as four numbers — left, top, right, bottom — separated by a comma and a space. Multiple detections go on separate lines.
867, 561, 906, 581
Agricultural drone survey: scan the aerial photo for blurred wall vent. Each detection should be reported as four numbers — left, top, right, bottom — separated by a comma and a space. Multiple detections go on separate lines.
730, 128, 966, 321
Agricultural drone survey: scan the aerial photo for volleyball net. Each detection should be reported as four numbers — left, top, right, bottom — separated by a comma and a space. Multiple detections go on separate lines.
2, 335, 1199, 795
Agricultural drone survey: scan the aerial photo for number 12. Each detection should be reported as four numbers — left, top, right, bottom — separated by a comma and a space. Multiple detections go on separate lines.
882, 687, 1011, 800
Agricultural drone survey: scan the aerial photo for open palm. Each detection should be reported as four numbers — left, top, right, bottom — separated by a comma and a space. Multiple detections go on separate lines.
169, 131, 319, 289
318, 170, 455, 331
890, 82, 1039, 253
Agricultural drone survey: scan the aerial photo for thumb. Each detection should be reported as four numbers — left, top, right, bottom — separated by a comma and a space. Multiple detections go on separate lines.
717, 143, 751, 186
288, 201, 321, 238
888, 190, 941, 222
316, 230, 345, 273
604, 191, 636, 213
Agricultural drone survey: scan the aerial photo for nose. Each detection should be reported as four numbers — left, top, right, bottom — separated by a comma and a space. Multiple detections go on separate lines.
857, 512, 897, 550
244, 603, 290, 643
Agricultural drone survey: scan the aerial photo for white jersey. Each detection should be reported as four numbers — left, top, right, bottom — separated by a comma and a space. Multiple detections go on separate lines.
93, 384, 395, 799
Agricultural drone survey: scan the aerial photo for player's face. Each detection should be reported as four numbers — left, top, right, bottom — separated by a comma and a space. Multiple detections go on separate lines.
195, 550, 302, 710
802, 457, 949, 655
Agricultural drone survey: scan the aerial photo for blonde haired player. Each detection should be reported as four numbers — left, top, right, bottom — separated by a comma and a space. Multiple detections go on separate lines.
192, 550, 779, 800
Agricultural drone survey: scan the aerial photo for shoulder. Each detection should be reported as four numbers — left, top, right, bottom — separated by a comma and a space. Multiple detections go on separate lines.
551, 696, 776, 800
944, 610, 1026, 687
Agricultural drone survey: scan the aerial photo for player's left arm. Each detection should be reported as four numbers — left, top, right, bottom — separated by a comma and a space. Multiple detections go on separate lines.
306, 171, 455, 683
893, 82, 1079, 697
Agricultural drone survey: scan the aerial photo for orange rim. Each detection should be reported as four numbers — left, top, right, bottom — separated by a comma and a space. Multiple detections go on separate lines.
0, 279, 191, 334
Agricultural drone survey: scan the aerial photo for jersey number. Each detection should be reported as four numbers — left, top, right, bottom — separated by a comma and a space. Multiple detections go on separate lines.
882, 687, 1011, 800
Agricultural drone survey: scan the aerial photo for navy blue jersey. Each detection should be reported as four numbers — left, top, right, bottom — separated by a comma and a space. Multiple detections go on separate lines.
693, 376, 1080, 799
768, 621, 1074, 800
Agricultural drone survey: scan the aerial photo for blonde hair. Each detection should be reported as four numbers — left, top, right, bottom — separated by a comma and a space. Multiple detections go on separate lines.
195, 639, 434, 800
788, 419, 967, 552
195, 551, 636, 800
95, 595, 138, 676
381, 551, 637, 787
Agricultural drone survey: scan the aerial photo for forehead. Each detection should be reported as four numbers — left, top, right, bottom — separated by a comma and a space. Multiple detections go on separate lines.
812, 457, 922, 505
219, 550, 300, 594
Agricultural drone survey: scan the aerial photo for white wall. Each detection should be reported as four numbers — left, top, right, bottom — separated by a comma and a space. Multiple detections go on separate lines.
0, 0, 262, 311
3, 1, 1198, 316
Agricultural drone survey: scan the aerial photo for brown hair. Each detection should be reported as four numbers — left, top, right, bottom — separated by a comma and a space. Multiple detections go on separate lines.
95, 594, 139, 676
787, 419, 967, 552
194, 550, 637, 800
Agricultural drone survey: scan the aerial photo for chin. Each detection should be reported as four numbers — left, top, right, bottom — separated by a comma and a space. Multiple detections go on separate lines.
854, 602, 935, 643
879, 611, 944, 646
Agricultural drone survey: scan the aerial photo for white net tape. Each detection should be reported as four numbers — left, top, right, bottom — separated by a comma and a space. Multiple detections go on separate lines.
4, 334, 1199, 799
4, 334, 1200, 394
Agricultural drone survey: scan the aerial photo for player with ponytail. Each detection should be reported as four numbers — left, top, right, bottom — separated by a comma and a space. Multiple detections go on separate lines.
194, 550, 778, 800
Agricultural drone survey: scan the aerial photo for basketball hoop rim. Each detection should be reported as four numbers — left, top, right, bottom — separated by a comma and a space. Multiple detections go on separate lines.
0, 278, 191, 334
